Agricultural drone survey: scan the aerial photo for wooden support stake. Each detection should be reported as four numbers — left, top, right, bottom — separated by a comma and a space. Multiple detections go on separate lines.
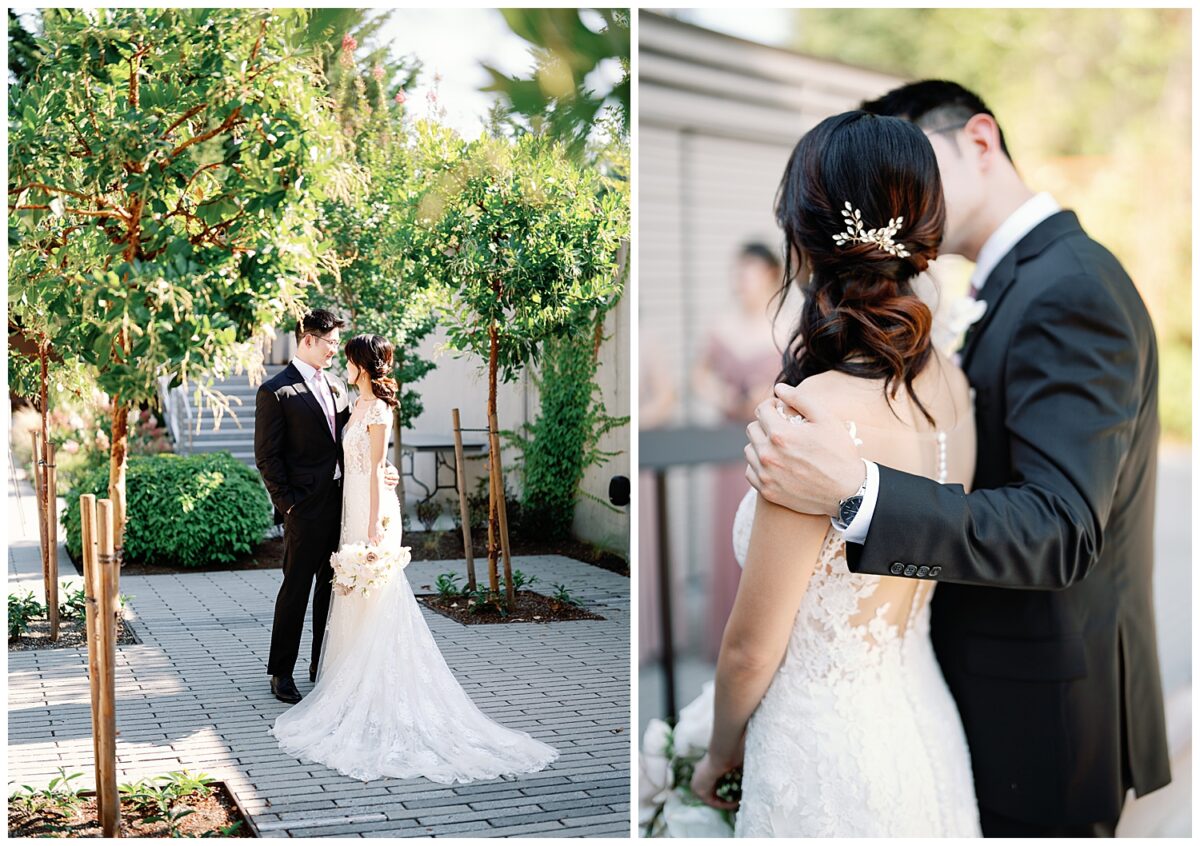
80, 495, 104, 816
486, 459, 500, 595
488, 412, 515, 609
451, 409, 477, 591
31, 434, 50, 626
96, 499, 120, 838
45, 442, 59, 641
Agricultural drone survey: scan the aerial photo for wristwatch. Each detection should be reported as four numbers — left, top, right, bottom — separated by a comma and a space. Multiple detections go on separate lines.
831, 467, 869, 532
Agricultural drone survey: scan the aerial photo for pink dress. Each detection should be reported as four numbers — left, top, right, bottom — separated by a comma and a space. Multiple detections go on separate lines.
699, 335, 779, 659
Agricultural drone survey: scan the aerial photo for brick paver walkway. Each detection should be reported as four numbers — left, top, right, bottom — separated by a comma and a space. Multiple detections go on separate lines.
7, 470, 631, 837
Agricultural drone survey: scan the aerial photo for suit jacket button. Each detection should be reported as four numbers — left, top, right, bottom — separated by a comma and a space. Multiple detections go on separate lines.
916, 565, 930, 578
903, 564, 918, 577
929, 566, 942, 577
890, 562, 904, 576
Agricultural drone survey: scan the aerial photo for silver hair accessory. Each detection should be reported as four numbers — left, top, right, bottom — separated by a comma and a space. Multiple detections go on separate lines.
832, 201, 911, 258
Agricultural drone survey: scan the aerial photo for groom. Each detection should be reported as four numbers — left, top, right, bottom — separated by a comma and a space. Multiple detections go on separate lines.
254, 308, 398, 704
746, 81, 1170, 836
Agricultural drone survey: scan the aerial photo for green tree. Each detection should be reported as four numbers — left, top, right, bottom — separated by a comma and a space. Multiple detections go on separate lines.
8, 8, 358, 542
414, 122, 628, 601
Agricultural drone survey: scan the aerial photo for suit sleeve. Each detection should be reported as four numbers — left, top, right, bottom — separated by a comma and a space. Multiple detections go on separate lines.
254, 384, 296, 515
847, 276, 1147, 590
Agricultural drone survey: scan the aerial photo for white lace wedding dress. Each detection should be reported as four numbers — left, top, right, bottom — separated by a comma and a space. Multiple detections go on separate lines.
731, 420, 982, 837
270, 398, 558, 783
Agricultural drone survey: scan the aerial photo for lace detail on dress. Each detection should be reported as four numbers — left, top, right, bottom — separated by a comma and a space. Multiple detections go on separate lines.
730, 414, 981, 836
342, 399, 391, 476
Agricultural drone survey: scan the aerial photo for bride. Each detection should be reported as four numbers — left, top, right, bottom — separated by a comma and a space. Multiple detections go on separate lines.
270, 333, 558, 783
689, 111, 981, 835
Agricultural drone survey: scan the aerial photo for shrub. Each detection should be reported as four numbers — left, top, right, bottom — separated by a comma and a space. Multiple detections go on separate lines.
8, 591, 45, 639
512, 332, 628, 539
416, 498, 444, 532
64, 453, 270, 569
453, 473, 526, 536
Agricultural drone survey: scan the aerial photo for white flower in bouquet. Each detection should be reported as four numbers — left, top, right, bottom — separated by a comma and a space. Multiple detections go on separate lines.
672, 681, 716, 759
662, 792, 734, 839
330, 540, 411, 598
639, 682, 739, 838
640, 719, 672, 829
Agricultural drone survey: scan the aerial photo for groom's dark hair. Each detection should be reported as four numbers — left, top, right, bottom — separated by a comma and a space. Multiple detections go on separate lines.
862, 80, 1011, 161
295, 308, 346, 342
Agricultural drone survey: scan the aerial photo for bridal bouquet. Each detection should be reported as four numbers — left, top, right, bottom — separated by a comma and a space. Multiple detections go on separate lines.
640, 681, 741, 838
330, 538, 410, 598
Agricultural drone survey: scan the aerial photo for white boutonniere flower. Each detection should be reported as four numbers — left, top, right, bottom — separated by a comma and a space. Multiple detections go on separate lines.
933, 295, 988, 357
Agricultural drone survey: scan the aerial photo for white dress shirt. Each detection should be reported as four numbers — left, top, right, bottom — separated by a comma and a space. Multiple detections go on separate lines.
840, 193, 1061, 545
292, 356, 341, 481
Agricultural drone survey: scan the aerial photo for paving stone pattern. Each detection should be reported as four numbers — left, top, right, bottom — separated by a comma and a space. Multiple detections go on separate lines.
7, 473, 632, 838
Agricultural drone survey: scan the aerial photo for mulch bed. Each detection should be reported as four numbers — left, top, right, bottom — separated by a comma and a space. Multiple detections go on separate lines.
408, 529, 630, 576
418, 589, 605, 625
72, 529, 629, 578
9, 615, 139, 652
7, 783, 254, 838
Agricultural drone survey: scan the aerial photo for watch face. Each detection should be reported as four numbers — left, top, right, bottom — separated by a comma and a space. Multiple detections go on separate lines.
839, 495, 863, 525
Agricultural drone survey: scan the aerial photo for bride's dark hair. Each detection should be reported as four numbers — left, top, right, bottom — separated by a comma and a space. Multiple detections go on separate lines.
775, 110, 945, 423
344, 334, 399, 409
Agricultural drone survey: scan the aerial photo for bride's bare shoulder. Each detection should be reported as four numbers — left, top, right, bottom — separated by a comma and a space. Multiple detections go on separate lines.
789, 369, 888, 421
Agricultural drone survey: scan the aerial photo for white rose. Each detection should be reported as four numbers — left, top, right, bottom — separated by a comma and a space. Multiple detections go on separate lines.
932, 295, 987, 354
662, 791, 734, 838
639, 752, 670, 827
672, 682, 715, 759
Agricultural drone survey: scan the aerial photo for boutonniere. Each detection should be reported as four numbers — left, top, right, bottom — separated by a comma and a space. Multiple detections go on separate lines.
934, 295, 987, 357
328, 381, 342, 399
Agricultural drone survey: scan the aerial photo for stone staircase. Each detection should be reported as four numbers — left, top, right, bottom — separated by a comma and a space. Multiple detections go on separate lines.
161, 365, 288, 467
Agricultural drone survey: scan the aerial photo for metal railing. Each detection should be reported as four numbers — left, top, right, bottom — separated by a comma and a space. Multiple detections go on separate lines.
156, 376, 194, 455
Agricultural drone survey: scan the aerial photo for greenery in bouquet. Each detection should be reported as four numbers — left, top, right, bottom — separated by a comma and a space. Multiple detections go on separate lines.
640, 681, 742, 837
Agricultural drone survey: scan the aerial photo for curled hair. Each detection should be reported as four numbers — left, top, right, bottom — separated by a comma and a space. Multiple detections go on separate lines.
775, 110, 945, 423
344, 334, 399, 409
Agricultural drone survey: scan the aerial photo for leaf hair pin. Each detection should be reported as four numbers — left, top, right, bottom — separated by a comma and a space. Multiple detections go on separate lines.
832, 201, 911, 258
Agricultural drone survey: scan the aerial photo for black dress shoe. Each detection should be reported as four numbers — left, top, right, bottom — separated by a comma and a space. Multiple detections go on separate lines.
271, 675, 302, 704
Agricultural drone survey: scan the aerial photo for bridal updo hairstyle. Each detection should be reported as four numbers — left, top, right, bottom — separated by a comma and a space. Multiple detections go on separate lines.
776, 110, 945, 422
344, 334, 399, 409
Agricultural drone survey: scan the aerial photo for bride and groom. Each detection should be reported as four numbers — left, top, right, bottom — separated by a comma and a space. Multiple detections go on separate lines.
253, 310, 557, 783
685, 81, 1171, 836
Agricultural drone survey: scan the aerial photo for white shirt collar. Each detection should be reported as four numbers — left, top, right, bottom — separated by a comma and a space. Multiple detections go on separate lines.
971, 192, 1062, 293
291, 356, 322, 382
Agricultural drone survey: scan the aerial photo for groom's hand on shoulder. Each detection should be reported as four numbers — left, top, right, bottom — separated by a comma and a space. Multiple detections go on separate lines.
745, 383, 864, 517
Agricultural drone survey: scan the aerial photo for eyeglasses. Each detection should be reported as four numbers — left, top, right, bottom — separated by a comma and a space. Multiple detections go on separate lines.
304, 333, 340, 349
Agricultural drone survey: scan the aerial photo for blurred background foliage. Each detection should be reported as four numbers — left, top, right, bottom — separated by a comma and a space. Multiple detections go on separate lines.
791, 8, 1191, 441
483, 8, 629, 161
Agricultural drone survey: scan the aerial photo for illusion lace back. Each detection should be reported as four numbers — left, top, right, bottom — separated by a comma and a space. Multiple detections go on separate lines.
731, 416, 982, 837
270, 398, 558, 783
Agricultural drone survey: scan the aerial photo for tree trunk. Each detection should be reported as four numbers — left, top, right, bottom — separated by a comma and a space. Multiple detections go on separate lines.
486, 317, 500, 595
37, 341, 60, 640
108, 398, 129, 551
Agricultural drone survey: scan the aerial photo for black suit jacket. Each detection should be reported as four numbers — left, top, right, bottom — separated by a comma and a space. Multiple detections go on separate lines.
846, 211, 1170, 824
254, 362, 351, 522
